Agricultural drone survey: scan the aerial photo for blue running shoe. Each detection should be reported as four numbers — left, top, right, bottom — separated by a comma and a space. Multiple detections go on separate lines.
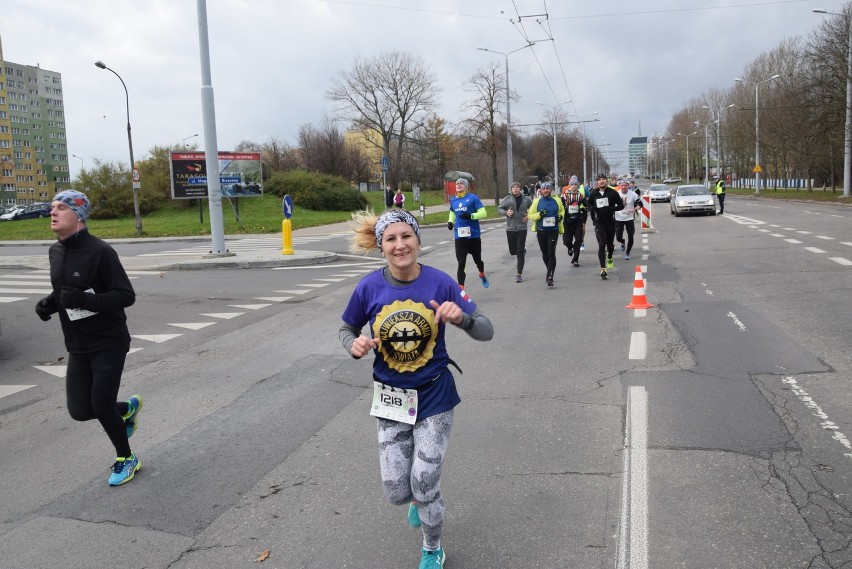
480, 274, 489, 288
123, 394, 143, 439
108, 453, 141, 486
419, 547, 446, 569
407, 501, 421, 528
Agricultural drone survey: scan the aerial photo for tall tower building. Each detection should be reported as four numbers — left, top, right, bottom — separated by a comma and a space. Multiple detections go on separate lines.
0, 33, 70, 208
628, 136, 648, 177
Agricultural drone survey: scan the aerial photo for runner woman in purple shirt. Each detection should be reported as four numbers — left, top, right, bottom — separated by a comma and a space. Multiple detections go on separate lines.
339, 209, 493, 569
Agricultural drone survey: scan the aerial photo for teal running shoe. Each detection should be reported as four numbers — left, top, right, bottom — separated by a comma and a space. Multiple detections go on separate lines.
108, 453, 141, 486
123, 394, 143, 438
407, 501, 421, 528
418, 547, 446, 569
480, 274, 489, 288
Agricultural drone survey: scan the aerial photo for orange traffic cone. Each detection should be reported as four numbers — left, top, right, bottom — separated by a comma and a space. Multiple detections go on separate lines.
626, 266, 654, 309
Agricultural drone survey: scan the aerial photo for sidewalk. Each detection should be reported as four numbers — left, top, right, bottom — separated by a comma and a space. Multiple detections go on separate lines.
0, 204, 456, 272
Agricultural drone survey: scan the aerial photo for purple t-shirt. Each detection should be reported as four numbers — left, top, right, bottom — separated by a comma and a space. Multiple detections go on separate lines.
341, 265, 477, 419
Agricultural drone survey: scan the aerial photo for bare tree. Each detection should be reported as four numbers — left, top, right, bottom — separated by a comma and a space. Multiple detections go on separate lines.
327, 51, 439, 190
260, 137, 300, 174
458, 62, 509, 205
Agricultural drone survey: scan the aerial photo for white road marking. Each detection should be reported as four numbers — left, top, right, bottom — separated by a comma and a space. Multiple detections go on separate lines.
783, 227, 797, 231
617, 386, 649, 569
770, 233, 784, 237
816, 236, 834, 240
0, 280, 55, 286
255, 297, 293, 302
229, 304, 270, 310
783, 376, 852, 461
633, 309, 647, 318
168, 322, 216, 330
784, 239, 803, 244
726, 311, 748, 332
628, 332, 647, 360
830, 257, 852, 266
0, 385, 37, 398
274, 289, 312, 295
128, 348, 144, 354
200, 312, 244, 319
842, 242, 852, 247
804, 247, 826, 254
0, 288, 51, 294
758, 229, 770, 233
33, 366, 67, 377
0, 297, 26, 303
797, 230, 813, 234
131, 334, 183, 343
314, 278, 346, 282
295, 283, 329, 288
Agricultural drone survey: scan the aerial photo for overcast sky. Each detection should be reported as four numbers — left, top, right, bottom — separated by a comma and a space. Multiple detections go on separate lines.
2, 0, 841, 179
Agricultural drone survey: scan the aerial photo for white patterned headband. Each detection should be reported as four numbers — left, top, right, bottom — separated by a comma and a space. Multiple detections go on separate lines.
374, 209, 420, 247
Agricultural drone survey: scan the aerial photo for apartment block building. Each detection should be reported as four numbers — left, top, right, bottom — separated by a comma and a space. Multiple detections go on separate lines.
0, 35, 70, 208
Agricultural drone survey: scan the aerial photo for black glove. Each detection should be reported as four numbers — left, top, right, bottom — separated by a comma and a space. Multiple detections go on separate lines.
458, 212, 472, 220
557, 215, 563, 223
447, 221, 454, 230
35, 298, 52, 321
60, 286, 86, 309
539, 210, 547, 217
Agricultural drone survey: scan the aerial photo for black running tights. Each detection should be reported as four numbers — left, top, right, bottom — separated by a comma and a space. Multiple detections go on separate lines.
66, 347, 131, 458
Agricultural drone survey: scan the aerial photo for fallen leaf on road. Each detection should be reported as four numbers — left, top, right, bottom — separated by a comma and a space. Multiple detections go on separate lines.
255, 549, 270, 562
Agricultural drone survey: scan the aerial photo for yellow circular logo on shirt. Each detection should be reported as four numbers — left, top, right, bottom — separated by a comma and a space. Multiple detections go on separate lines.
372, 300, 437, 373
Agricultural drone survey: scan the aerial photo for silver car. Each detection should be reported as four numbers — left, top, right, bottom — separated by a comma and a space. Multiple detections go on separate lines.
648, 184, 671, 203
670, 185, 716, 216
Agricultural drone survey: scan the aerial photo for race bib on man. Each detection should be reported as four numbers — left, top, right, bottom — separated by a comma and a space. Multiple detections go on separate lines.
568, 204, 579, 214
596, 197, 609, 208
370, 381, 417, 424
457, 226, 471, 238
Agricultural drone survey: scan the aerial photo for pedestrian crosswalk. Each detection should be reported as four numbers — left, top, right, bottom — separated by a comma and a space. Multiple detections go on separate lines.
0, 270, 161, 304
137, 234, 349, 257
0, 263, 379, 389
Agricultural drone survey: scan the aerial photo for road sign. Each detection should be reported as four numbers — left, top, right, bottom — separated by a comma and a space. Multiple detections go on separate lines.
282, 195, 294, 219
381, 155, 389, 173
753, 164, 763, 173
132, 167, 141, 189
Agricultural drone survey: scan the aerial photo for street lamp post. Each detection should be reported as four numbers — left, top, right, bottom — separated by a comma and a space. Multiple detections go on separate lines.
702, 103, 735, 180
71, 154, 84, 173
536, 101, 571, 187
478, 42, 539, 192
95, 60, 142, 236
735, 74, 780, 194
814, 9, 852, 197
677, 131, 698, 183
663, 138, 675, 180
183, 133, 199, 149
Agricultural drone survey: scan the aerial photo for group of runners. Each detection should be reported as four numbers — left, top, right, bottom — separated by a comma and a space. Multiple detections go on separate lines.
492, 174, 644, 285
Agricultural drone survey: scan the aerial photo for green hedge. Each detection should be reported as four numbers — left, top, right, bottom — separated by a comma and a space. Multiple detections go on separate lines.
265, 170, 368, 211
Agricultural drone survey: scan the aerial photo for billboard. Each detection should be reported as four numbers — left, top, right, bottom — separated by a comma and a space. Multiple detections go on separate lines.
169, 151, 263, 199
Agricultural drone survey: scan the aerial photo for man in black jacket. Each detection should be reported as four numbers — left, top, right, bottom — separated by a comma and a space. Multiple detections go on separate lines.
586, 174, 625, 280
35, 190, 143, 486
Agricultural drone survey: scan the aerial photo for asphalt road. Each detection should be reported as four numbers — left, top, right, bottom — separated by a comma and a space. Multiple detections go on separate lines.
0, 194, 851, 568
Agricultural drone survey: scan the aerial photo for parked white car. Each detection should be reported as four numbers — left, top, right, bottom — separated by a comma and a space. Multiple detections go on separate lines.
0, 206, 25, 221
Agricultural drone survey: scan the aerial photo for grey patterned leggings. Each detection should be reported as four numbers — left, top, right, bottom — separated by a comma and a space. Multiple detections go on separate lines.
377, 409, 454, 550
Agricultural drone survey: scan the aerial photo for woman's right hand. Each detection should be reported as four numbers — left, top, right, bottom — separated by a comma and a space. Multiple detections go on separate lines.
351, 334, 380, 358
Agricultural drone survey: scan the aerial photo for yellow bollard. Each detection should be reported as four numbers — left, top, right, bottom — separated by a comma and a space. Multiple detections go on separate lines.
281, 218, 294, 255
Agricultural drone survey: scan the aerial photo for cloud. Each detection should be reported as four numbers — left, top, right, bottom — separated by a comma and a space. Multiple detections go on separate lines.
2, 0, 825, 176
